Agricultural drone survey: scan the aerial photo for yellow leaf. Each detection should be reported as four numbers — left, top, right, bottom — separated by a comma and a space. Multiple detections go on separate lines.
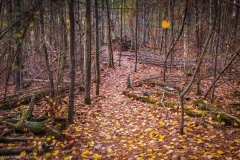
20, 151, 26, 157
147, 149, 152, 153
162, 20, 170, 29
128, 140, 134, 143
8, 143, 15, 147
72, 150, 76, 154
158, 120, 165, 126
80, 154, 88, 158
157, 152, 163, 156
33, 152, 37, 156
52, 150, 59, 156
210, 135, 216, 138
60, 143, 65, 148
217, 150, 224, 155
139, 135, 144, 138
221, 121, 225, 125
49, 98, 53, 103
139, 153, 144, 157
93, 153, 102, 159
82, 150, 90, 155
105, 134, 111, 139
234, 122, 238, 126
64, 156, 71, 160
116, 121, 120, 127
107, 148, 113, 153
45, 152, 51, 157
46, 137, 51, 141
197, 138, 203, 143
229, 146, 234, 150
158, 134, 165, 140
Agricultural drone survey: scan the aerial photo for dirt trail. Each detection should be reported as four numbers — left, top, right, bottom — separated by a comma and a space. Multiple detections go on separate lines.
66, 48, 240, 160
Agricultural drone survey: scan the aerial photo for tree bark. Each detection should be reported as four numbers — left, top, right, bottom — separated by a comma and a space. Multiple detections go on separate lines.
134, 0, 138, 72
68, 0, 76, 123
40, 1, 54, 99
106, 0, 114, 68
118, 0, 123, 66
85, 0, 92, 104
95, 0, 101, 95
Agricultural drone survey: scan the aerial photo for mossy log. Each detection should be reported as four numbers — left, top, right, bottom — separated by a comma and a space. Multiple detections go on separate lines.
125, 91, 174, 107
0, 120, 63, 140
195, 99, 240, 125
0, 147, 34, 155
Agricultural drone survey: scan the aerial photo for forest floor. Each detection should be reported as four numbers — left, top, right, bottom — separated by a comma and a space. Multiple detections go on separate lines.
0, 47, 240, 160
61, 47, 240, 160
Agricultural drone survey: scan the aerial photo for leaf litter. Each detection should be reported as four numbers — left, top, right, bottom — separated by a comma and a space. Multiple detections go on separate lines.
1, 48, 240, 159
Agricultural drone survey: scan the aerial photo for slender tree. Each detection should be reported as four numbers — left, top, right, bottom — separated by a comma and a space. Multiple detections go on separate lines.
106, 0, 114, 68
95, 0, 100, 95
134, 0, 138, 72
68, 0, 75, 123
14, 0, 22, 91
85, 0, 92, 104
118, 0, 123, 66
40, 0, 54, 98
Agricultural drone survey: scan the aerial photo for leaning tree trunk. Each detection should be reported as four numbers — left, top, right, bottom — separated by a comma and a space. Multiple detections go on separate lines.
179, 0, 217, 135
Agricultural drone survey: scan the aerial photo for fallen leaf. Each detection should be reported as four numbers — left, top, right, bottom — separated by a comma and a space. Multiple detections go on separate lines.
20, 151, 26, 157
217, 150, 224, 155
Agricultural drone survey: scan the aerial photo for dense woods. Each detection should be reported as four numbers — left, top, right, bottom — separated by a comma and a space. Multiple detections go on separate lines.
0, 0, 240, 159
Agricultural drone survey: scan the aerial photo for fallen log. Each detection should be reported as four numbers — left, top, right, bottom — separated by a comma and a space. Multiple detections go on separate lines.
0, 147, 34, 155
0, 80, 84, 110
0, 120, 63, 140
124, 90, 174, 108
0, 136, 34, 142
195, 99, 240, 125
132, 77, 180, 92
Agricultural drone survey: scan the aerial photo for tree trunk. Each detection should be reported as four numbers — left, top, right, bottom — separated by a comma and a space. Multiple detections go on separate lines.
118, 0, 123, 66
211, 2, 221, 103
68, 0, 76, 123
106, 0, 114, 68
95, 0, 100, 95
40, 1, 54, 99
85, 0, 92, 104
179, 0, 217, 135
14, 0, 22, 92
134, 0, 138, 72
194, 0, 201, 95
